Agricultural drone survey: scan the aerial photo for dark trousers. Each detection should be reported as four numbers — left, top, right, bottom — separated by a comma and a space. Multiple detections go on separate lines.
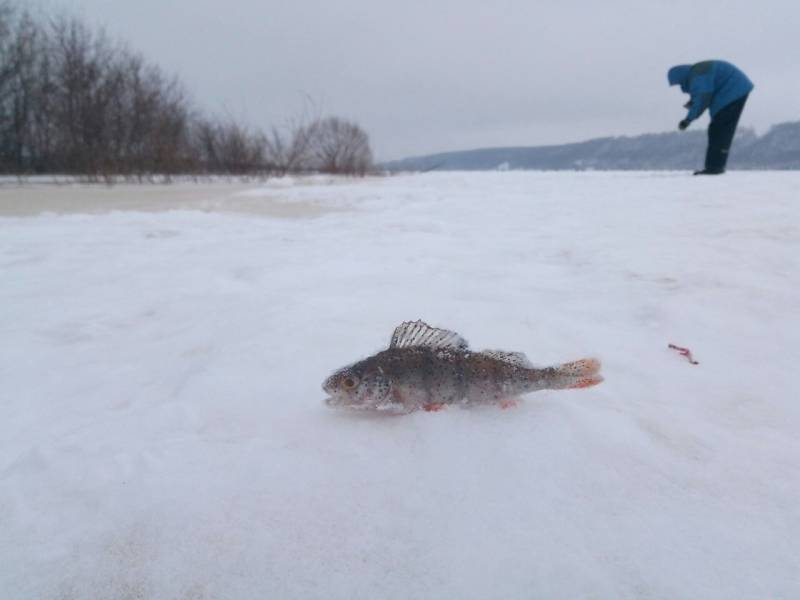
705, 94, 748, 172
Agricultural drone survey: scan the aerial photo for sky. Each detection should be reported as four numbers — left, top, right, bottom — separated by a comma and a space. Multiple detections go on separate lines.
58, 0, 800, 160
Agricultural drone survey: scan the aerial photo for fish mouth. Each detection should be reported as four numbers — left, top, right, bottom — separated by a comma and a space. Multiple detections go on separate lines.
324, 396, 342, 408
324, 397, 368, 410
323, 395, 383, 411
324, 395, 365, 410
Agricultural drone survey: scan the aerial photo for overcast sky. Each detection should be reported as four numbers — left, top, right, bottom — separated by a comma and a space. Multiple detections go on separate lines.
61, 0, 799, 160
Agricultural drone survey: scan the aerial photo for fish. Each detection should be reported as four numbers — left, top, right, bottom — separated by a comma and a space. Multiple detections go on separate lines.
323, 320, 603, 414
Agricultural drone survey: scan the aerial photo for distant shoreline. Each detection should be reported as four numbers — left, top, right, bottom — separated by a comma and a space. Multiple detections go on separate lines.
382, 121, 800, 172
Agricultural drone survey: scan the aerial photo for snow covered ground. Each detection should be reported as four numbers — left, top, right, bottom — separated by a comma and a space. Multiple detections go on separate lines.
2, 172, 799, 599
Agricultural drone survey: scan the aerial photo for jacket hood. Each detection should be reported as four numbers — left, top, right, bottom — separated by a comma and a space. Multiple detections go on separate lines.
668, 65, 691, 89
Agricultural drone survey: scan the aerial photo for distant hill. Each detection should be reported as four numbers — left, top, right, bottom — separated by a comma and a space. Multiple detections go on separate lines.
382, 121, 800, 171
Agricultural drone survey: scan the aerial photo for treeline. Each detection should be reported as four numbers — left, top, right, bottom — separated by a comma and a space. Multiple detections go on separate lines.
0, 2, 373, 178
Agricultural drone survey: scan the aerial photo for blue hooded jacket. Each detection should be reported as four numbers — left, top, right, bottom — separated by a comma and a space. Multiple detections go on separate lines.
668, 60, 753, 123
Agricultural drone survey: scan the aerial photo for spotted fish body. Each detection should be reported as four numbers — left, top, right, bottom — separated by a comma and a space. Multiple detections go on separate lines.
323, 321, 602, 413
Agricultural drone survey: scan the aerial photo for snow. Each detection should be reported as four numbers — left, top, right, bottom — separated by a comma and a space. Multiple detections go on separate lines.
1, 172, 799, 599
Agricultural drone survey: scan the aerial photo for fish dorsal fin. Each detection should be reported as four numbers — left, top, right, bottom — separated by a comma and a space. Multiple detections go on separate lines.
389, 321, 469, 350
480, 350, 534, 368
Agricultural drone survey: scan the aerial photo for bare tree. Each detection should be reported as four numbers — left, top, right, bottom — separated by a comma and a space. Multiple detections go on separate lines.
0, 4, 43, 172
305, 116, 373, 175
0, 1, 15, 170
265, 122, 312, 175
189, 116, 269, 176
263, 100, 322, 174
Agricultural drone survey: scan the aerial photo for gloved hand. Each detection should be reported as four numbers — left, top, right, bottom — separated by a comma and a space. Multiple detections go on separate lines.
678, 119, 690, 131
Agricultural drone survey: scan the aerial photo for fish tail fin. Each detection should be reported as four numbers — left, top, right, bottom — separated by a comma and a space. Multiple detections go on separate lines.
546, 358, 603, 389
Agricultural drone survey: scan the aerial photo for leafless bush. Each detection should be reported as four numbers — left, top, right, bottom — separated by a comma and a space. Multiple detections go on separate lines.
304, 117, 373, 176
265, 122, 314, 175
191, 117, 269, 175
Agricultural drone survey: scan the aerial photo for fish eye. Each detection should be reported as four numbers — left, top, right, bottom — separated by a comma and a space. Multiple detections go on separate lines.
342, 376, 358, 389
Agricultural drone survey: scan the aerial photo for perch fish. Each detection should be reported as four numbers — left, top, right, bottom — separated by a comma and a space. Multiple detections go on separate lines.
323, 320, 602, 413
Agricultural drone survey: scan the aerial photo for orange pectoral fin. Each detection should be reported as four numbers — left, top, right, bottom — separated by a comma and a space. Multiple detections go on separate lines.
566, 375, 604, 389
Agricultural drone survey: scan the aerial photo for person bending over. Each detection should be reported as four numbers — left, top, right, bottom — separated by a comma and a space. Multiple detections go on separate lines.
668, 60, 753, 175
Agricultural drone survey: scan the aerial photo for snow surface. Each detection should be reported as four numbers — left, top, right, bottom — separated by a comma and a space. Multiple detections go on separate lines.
2, 172, 799, 599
